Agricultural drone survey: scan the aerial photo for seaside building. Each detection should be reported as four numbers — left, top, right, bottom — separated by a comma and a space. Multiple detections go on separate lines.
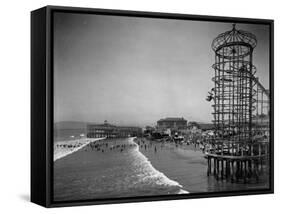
186, 122, 215, 135
157, 117, 187, 132
186, 121, 214, 131
198, 123, 215, 131
87, 121, 142, 138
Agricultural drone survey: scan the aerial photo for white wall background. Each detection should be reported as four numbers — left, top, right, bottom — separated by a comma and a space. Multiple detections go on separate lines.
0, 0, 279, 213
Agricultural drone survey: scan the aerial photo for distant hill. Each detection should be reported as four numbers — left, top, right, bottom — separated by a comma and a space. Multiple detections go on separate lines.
54, 121, 89, 130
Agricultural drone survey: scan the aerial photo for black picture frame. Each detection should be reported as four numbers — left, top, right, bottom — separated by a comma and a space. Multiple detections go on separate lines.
31, 5, 274, 208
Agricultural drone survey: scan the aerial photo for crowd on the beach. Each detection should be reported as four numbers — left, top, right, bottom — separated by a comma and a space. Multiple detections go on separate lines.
54, 139, 90, 161
81, 138, 167, 154
54, 135, 212, 161
83, 139, 137, 153
54, 138, 106, 161
134, 138, 165, 153
134, 135, 215, 155
55, 141, 84, 149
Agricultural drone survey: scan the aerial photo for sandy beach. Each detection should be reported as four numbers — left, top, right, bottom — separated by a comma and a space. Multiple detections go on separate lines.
136, 138, 270, 193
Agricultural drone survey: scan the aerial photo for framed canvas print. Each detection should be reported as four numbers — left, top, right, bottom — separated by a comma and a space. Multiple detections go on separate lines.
31, 6, 274, 207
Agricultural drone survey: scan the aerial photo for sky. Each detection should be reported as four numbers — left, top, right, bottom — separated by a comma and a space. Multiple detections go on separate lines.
53, 12, 270, 127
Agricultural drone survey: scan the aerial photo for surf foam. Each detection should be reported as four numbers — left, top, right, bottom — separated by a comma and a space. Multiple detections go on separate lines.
128, 137, 189, 194
54, 137, 106, 161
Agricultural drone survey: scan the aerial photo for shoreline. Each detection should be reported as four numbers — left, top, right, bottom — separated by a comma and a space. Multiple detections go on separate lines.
135, 137, 270, 193
129, 137, 189, 194
135, 138, 208, 193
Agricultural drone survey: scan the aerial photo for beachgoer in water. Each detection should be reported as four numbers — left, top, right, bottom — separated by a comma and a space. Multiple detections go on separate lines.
154, 146, 157, 153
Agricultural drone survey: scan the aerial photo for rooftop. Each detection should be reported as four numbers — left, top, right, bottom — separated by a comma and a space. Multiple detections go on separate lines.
157, 117, 187, 122
87, 121, 141, 129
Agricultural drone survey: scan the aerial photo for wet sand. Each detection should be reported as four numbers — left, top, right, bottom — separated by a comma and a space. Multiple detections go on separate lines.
137, 138, 270, 193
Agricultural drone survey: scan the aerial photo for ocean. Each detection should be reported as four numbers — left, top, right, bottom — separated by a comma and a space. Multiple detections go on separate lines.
54, 135, 187, 201
53, 129, 269, 201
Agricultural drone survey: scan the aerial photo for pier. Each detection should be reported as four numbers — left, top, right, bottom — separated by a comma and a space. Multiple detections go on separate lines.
206, 142, 269, 182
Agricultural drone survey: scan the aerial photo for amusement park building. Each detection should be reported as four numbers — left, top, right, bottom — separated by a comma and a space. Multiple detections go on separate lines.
87, 121, 142, 138
157, 117, 187, 131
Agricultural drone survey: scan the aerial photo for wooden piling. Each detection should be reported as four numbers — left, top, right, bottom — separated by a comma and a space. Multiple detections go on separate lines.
205, 152, 267, 183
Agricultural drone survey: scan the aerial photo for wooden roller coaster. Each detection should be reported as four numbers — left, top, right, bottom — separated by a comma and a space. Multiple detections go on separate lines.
206, 24, 270, 183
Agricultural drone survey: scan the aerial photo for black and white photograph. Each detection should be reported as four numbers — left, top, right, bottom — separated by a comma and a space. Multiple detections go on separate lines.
52, 10, 272, 202
2, 0, 281, 212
